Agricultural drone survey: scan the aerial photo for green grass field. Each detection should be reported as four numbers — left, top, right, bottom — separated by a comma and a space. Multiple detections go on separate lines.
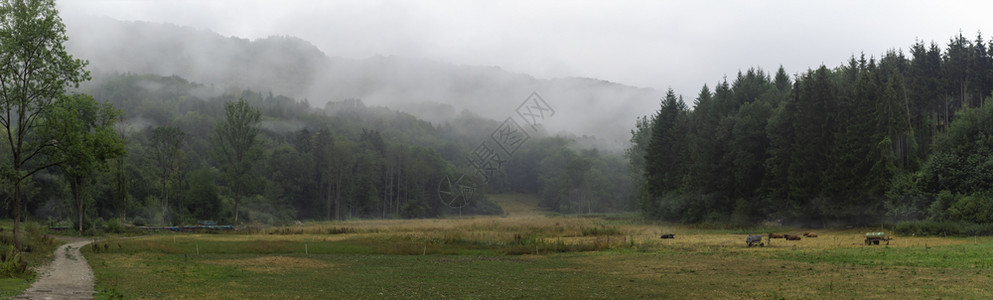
74, 195, 993, 298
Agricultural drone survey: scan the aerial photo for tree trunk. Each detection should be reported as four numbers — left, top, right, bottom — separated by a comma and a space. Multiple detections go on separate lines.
163, 187, 170, 225
119, 197, 127, 225
396, 149, 402, 216
13, 178, 22, 250
334, 176, 341, 220
177, 193, 183, 227
325, 178, 332, 221
234, 194, 240, 224
383, 158, 390, 218
76, 176, 84, 233
234, 196, 240, 224
160, 175, 169, 225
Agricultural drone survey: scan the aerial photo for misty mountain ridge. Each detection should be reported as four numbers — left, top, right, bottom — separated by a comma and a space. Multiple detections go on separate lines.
64, 15, 660, 148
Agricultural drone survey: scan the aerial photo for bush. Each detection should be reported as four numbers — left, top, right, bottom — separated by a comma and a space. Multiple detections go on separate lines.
925, 191, 993, 223
947, 193, 993, 223
893, 220, 993, 236
465, 196, 505, 216
327, 227, 356, 235
0, 246, 27, 277
961, 223, 993, 236
0, 222, 56, 278
104, 218, 126, 234
894, 220, 961, 236
581, 224, 620, 236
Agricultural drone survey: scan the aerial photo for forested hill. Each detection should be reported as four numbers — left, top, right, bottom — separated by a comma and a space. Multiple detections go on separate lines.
631, 33, 993, 229
3, 73, 632, 226
63, 15, 658, 145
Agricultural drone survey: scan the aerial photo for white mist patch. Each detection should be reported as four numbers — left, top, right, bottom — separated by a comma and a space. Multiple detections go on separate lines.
136, 79, 165, 92
190, 84, 224, 99
118, 117, 156, 134
259, 118, 306, 135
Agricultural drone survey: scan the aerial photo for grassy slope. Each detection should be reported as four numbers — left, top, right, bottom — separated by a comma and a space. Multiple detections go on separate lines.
488, 193, 543, 216
85, 195, 993, 299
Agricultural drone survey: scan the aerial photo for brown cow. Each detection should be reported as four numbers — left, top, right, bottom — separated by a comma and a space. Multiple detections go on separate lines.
768, 233, 785, 239
784, 234, 802, 241
803, 232, 818, 238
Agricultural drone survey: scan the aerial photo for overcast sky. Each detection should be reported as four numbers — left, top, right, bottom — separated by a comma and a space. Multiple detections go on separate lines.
58, 0, 993, 98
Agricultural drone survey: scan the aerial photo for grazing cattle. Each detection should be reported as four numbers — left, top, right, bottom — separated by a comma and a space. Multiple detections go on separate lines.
803, 232, 818, 238
660, 234, 675, 239
768, 233, 785, 239
746, 235, 764, 247
784, 234, 802, 241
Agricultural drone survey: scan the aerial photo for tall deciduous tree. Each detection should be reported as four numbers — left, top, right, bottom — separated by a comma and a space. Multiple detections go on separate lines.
212, 98, 262, 223
112, 116, 130, 224
0, 0, 89, 249
149, 125, 185, 225
44, 94, 125, 232
311, 127, 334, 220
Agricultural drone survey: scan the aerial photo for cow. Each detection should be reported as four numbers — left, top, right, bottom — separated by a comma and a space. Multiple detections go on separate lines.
660, 234, 675, 239
768, 233, 785, 239
746, 235, 764, 247
803, 232, 818, 238
784, 234, 802, 241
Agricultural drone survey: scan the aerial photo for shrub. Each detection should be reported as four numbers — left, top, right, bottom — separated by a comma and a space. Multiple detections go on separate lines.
893, 220, 993, 236
104, 218, 126, 234
581, 224, 619, 236
465, 196, 505, 216
947, 193, 993, 223
326, 227, 356, 235
0, 246, 27, 277
268, 228, 304, 235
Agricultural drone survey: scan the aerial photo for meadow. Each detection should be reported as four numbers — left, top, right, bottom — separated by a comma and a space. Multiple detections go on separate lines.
83, 194, 993, 299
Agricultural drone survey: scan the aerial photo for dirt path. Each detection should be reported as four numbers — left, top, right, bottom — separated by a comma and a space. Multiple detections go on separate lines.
16, 239, 96, 300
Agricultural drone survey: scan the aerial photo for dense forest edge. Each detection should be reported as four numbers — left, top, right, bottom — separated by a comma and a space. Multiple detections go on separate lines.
631, 32, 993, 235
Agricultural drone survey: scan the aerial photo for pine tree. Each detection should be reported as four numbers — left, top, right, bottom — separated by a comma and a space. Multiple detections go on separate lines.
789, 66, 837, 214
643, 89, 688, 216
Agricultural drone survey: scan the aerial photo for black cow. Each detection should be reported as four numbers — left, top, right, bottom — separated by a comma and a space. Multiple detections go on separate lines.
660, 234, 675, 239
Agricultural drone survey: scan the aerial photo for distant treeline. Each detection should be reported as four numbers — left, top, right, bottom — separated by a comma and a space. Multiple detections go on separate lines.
631, 33, 993, 225
1, 73, 634, 227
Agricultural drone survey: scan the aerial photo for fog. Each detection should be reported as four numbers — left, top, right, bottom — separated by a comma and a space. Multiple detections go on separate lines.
56, 1, 993, 147
62, 16, 656, 147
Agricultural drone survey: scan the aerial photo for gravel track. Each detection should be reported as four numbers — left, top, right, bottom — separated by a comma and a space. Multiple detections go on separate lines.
16, 239, 96, 300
